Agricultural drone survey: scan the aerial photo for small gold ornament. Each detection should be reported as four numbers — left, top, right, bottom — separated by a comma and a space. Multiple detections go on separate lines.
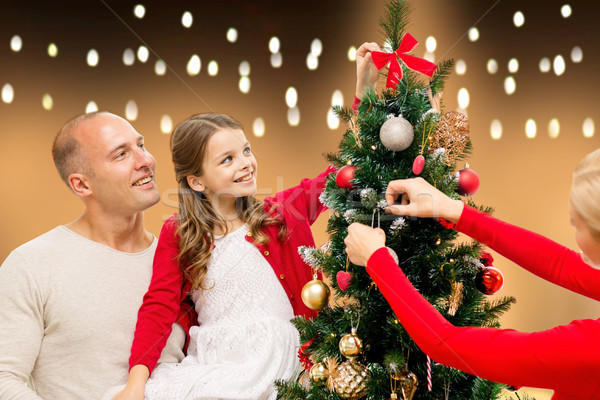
310, 362, 329, 383
447, 281, 464, 316
389, 393, 398, 399
331, 360, 370, 399
301, 277, 330, 310
398, 366, 418, 400
338, 328, 364, 360
429, 111, 470, 166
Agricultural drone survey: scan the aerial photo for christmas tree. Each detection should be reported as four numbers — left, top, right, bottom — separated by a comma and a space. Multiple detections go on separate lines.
276, 1, 521, 399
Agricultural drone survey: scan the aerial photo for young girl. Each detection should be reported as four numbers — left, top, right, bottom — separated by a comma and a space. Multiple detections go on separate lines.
344, 149, 600, 399
113, 42, 381, 400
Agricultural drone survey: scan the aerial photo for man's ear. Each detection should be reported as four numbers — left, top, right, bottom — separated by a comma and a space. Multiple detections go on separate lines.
69, 173, 92, 197
186, 175, 205, 192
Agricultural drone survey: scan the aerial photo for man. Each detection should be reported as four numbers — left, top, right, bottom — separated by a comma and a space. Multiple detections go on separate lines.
0, 112, 194, 399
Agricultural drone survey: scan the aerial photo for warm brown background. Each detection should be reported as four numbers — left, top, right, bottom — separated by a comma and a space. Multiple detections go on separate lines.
1, 1, 599, 398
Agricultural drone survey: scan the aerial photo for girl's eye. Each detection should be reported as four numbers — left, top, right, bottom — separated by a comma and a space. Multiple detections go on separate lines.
244, 147, 251, 154
222, 156, 233, 164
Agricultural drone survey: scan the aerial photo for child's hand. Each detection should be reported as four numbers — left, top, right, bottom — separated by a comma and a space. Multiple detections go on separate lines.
111, 385, 144, 400
355, 42, 381, 98
111, 365, 149, 400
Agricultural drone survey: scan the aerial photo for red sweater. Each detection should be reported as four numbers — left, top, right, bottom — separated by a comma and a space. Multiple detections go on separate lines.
129, 166, 336, 373
367, 205, 600, 399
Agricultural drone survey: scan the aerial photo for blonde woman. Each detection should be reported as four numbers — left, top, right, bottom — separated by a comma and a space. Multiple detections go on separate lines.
344, 149, 600, 400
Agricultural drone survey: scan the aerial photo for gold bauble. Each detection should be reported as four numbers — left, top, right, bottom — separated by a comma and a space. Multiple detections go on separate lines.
338, 329, 363, 360
429, 110, 470, 166
398, 367, 418, 400
301, 278, 330, 310
309, 362, 329, 383
332, 360, 370, 399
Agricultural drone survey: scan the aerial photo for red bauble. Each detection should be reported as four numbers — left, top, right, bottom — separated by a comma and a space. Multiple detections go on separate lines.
336, 165, 357, 189
475, 266, 504, 295
457, 167, 480, 197
412, 154, 425, 175
336, 271, 354, 291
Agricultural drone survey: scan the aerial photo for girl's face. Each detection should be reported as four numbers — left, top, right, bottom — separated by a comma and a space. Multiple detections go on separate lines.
569, 200, 600, 269
190, 127, 257, 203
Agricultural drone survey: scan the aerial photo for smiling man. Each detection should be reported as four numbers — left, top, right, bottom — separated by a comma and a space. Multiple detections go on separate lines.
0, 112, 195, 400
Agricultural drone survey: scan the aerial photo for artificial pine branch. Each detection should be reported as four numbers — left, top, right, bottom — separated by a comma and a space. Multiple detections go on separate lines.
430, 59, 455, 94
332, 104, 354, 125
379, 0, 412, 50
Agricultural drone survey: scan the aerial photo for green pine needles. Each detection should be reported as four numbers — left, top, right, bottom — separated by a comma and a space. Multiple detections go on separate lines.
276, 1, 519, 399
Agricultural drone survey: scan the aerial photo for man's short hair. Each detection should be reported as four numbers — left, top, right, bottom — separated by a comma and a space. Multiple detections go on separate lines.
52, 111, 106, 187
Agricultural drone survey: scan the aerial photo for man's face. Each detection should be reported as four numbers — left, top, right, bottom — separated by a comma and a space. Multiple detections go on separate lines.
76, 114, 160, 215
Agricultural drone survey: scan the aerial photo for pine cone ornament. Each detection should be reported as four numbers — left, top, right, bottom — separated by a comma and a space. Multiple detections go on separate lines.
331, 360, 370, 399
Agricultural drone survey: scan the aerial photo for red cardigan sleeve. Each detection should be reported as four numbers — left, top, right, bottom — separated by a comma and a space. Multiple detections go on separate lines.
455, 205, 600, 301
366, 248, 600, 397
129, 216, 186, 374
268, 165, 337, 225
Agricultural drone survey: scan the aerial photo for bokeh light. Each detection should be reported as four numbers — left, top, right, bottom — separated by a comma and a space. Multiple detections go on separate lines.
87, 49, 99, 67
187, 55, 201, 76
134, 4, 145, 19
490, 119, 502, 140
468, 27, 480, 42
160, 115, 173, 134
513, 11, 525, 27
226, 28, 238, 43
1, 83, 14, 103
253, 117, 265, 137
285, 87, 298, 108
10, 35, 22, 52
487, 59, 498, 74
125, 100, 138, 121
181, 11, 193, 28
42, 93, 53, 110
208, 60, 219, 76
525, 119, 537, 138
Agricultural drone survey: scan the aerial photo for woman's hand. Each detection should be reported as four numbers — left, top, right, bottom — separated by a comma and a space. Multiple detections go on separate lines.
385, 177, 464, 223
344, 223, 386, 267
355, 42, 381, 98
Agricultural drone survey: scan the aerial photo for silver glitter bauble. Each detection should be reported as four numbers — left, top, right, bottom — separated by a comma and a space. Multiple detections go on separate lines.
379, 116, 414, 151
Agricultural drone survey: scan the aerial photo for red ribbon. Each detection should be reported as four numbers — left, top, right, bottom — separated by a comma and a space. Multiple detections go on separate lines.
371, 33, 437, 89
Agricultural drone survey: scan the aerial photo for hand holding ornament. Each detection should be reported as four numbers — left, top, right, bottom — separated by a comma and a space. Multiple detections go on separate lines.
344, 223, 386, 267
355, 42, 381, 98
384, 177, 464, 223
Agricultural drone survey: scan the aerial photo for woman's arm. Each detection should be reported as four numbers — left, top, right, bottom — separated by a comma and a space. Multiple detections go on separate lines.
384, 177, 600, 300
366, 248, 600, 397
456, 205, 600, 301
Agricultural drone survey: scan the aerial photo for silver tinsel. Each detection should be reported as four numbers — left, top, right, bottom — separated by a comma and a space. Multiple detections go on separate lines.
343, 209, 361, 223
360, 188, 378, 208
390, 217, 406, 233
430, 147, 446, 163
319, 191, 335, 210
298, 246, 319, 268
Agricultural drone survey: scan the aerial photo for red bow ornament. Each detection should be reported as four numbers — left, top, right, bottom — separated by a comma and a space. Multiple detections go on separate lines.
371, 33, 437, 89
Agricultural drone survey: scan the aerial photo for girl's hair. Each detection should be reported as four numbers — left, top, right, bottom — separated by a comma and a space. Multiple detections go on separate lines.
570, 148, 600, 240
171, 113, 284, 290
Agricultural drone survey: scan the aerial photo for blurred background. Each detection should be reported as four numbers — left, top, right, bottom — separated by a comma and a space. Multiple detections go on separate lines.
1, 1, 599, 398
